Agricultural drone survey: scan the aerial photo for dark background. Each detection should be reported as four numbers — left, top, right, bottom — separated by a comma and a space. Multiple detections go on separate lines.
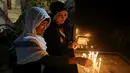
71, 0, 130, 59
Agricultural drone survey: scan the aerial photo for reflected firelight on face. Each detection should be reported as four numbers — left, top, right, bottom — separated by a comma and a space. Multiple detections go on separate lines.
54, 10, 68, 26
36, 20, 49, 35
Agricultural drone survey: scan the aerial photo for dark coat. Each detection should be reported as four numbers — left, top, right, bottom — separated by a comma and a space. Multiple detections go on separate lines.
44, 16, 74, 56
43, 20, 77, 73
44, 22, 68, 56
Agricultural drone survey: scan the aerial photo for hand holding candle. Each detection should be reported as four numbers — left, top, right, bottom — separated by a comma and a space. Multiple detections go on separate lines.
84, 59, 93, 67
75, 57, 93, 67
81, 53, 87, 58
80, 51, 102, 73
87, 51, 100, 73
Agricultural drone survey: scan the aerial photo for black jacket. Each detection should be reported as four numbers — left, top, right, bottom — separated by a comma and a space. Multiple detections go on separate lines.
44, 22, 67, 56
44, 18, 73, 56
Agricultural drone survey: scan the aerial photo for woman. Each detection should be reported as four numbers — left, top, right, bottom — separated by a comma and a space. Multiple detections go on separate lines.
14, 7, 92, 73
14, 7, 50, 73
44, 1, 77, 57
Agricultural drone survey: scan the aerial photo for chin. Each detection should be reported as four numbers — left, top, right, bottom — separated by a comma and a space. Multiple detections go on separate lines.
57, 21, 64, 25
60, 21, 64, 24
37, 33, 44, 36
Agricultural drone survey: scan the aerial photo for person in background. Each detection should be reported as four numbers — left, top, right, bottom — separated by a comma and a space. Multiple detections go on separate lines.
14, 7, 92, 73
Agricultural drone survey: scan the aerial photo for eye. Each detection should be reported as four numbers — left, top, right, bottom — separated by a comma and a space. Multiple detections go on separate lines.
64, 13, 67, 17
41, 22, 45, 25
43, 22, 46, 25
58, 14, 62, 16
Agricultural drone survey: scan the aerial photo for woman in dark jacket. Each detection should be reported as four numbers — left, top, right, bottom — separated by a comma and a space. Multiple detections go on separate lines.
44, 1, 76, 57
43, 1, 81, 73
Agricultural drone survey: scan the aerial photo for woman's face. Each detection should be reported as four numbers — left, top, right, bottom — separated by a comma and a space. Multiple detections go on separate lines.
54, 10, 68, 26
36, 20, 48, 35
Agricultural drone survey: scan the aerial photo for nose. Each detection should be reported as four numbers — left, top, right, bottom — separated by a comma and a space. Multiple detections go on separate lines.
61, 15, 66, 20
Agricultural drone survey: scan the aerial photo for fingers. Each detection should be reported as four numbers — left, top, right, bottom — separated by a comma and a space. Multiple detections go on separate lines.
84, 59, 93, 67
76, 57, 87, 66
76, 57, 93, 67
68, 41, 78, 49
72, 42, 78, 50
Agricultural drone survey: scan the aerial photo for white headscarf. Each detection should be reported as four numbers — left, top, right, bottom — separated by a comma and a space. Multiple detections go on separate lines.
15, 7, 51, 43
14, 7, 51, 64
24, 7, 50, 35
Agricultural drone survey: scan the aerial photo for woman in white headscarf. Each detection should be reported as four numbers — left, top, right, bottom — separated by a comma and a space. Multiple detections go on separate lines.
14, 7, 50, 65
14, 7, 92, 73
14, 7, 51, 73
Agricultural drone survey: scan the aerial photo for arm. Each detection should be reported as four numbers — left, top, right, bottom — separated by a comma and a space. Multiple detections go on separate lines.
31, 38, 92, 67
38, 55, 92, 67
38, 55, 69, 66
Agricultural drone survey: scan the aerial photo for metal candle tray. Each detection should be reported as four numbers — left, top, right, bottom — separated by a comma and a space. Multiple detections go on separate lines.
74, 50, 130, 73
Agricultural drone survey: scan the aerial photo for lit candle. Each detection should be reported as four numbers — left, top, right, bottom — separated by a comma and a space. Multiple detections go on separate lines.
98, 58, 102, 73
95, 52, 99, 64
87, 51, 101, 73
96, 52, 99, 57
92, 52, 97, 73
81, 45, 83, 48
88, 53, 90, 59
81, 53, 86, 58
93, 55, 97, 65
92, 52, 94, 60
88, 51, 91, 59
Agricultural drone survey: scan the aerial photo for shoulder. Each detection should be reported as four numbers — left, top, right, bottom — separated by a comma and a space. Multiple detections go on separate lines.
14, 40, 39, 49
16, 36, 41, 48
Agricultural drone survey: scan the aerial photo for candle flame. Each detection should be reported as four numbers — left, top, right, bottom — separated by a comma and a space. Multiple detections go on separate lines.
96, 52, 99, 55
82, 53, 86, 58
76, 28, 79, 35
84, 33, 91, 37
99, 58, 102, 61
92, 52, 94, 55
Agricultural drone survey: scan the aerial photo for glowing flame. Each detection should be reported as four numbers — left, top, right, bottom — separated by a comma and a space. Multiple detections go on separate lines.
76, 28, 79, 35
99, 58, 102, 62
84, 33, 91, 37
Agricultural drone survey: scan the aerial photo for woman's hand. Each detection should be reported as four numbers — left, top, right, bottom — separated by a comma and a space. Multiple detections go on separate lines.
69, 57, 93, 67
76, 57, 93, 67
68, 41, 78, 50
83, 59, 93, 67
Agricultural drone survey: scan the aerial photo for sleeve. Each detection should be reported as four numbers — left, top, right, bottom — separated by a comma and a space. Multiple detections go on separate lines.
38, 55, 70, 66
64, 19, 74, 44
29, 39, 48, 56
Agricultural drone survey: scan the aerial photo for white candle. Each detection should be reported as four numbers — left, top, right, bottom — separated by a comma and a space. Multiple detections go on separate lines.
81, 53, 86, 58
88, 51, 91, 59
87, 51, 101, 73
96, 52, 99, 57
95, 52, 98, 65
92, 52, 94, 60
88, 53, 90, 59
91, 52, 95, 73
93, 55, 97, 65
98, 58, 102, 73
